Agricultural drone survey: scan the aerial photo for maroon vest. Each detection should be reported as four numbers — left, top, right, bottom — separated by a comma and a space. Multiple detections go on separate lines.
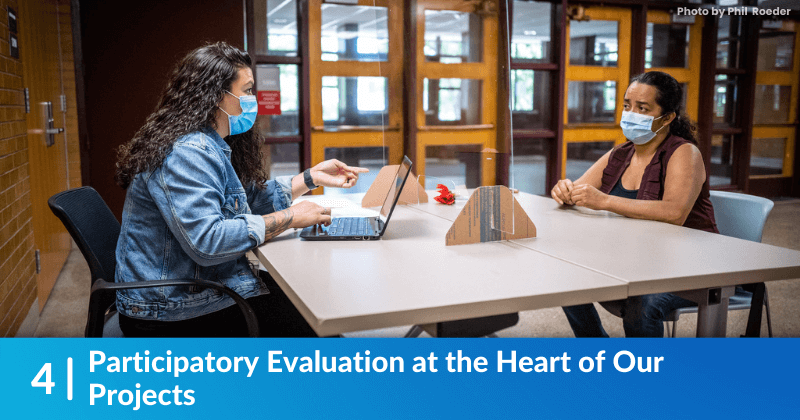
599, 135, 719, 233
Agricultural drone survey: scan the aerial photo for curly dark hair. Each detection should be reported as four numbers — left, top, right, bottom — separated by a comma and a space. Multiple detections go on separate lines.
115, 42, 268, 189
630, 71, 698, 145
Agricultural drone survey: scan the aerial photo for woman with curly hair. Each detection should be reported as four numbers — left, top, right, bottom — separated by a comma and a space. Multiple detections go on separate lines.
114, 42, 367, 337
551, 71, 718, 337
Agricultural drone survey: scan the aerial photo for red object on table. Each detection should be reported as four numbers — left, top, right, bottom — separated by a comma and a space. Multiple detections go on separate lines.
434, 184, 455, 205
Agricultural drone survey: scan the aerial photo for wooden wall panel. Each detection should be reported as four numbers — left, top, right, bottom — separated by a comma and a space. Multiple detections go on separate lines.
0, 0, 81, 336
19, 0, 71, 311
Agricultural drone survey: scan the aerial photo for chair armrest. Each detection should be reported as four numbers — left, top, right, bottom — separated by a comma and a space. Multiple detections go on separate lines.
88, 278, 260, 337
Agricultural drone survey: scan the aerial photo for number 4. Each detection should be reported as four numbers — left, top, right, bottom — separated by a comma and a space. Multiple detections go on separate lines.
32, 363, 55, 394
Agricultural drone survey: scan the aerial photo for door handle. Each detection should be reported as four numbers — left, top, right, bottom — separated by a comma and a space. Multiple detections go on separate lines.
40, 101, 64, 147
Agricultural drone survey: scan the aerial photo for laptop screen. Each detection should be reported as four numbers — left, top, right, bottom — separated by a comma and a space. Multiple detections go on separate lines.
378, 156, 412, 229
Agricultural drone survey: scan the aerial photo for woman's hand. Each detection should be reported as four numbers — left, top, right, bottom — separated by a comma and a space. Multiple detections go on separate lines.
571, 184, 609, 211
551, 179, 575, 205
288, 201, 332, 229
311, 159, 369, 189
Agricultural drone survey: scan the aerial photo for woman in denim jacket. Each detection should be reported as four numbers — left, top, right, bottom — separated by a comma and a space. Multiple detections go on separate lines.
113, 42, 367, 337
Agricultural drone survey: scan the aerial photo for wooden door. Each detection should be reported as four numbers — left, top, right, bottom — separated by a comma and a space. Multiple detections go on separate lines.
645, 10, 703, 122
415, 0, 499, 189
562, 7, 631, 181
749, 21, 799, 195
20, 0, 71, 307
307, 0, 405, 195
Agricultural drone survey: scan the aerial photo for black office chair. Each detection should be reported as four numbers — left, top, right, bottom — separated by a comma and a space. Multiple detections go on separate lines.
48, 186, 259, 337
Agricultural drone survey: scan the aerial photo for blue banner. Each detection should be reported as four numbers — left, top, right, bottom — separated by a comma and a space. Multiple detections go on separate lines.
1, 338, 797, 419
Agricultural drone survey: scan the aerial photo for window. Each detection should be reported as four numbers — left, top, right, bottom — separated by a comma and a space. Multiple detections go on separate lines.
511, 70, 551, 130
254, 0, 298, 57
321, 76, 388, 127
321, 4, 388, 62
753, 85, 792, 124
512, 71, 534, 112
567, 81, 617, 124
511, 1, 553, 63
437, 79, 462, 121
758, 31, 795, 72
750, 137, 786, 176
645, 23, 689, 69
423, 78, 482, 126
709, 135, 735, 186
569, 20, 618, 67
323, 147, 387, 194
566, 142, 614, 181
424, 10, 482, 63
717, 16, 741, 68
255, 64, 299, 137
424, 144, 483, 189
713, 75, 737, 127
510, 139, 550, 196
265, 143, 301, 179
322, 77, 339, 122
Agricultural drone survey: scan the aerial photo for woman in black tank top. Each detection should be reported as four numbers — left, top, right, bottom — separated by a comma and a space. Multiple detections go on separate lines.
552, 72, 713, 337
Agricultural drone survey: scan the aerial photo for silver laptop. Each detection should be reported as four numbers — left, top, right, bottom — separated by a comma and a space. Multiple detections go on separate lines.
300, 156, 412, 241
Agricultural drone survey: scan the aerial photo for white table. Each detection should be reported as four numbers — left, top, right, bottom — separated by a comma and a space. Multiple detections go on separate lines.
410, 192, 800, 336
256, 192, 800, 337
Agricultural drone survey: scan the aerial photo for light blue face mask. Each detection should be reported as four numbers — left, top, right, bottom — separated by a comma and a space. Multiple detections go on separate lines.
219, 90, 257, 136
620, 111, 666, 145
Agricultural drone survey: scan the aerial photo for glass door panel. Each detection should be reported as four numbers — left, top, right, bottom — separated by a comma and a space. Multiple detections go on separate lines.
751, 22, 798, 183
308, 0, 404, 194
416, 0, 498, 187
645, 10, 702, 121
562, 7, 631, 179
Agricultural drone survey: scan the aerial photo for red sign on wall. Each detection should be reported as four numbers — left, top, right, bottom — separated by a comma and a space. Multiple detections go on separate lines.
257, 91, 281, 115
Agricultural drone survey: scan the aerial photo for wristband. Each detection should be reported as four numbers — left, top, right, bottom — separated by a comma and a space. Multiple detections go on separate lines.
303, 168, 318, 190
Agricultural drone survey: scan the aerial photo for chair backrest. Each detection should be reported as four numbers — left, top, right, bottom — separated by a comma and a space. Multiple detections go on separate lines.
709, 190, 774, 243
48, 187, 121, 285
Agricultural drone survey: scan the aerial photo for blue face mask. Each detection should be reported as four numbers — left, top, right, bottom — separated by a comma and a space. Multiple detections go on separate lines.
219, 90, 257, 136
620, 111, 666, 145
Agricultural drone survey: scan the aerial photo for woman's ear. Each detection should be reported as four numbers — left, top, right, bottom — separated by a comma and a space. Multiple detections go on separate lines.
662, 111, 677, 128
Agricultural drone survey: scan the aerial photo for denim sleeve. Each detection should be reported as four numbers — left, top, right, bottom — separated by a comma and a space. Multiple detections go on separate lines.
246, 175, 294, 215
148, 142, 263, 267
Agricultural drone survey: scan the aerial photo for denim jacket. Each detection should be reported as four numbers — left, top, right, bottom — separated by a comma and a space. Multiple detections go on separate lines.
115, 126, 293, 321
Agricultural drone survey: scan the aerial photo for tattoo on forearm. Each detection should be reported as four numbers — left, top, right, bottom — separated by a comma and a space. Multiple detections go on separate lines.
263, 209, 293, 242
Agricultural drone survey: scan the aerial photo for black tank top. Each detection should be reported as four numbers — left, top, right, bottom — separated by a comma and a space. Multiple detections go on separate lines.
608, 178, 638, 199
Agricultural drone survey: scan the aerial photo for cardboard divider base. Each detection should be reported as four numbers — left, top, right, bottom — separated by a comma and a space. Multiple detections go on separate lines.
445, 186, 536, 246
361, 165, 428, 208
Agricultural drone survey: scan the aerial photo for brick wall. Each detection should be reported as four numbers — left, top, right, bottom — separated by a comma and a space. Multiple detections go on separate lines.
0, 0, 36, 337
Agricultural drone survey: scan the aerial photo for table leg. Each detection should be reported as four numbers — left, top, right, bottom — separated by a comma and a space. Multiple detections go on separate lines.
674, 286, 735, 337
404, 325, 425, 338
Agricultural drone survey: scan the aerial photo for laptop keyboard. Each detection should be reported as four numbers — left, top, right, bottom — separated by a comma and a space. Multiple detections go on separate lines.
328, 218, 375, 236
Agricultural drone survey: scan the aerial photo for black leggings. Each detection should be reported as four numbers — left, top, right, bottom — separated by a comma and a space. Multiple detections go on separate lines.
119, 272, 318, 337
